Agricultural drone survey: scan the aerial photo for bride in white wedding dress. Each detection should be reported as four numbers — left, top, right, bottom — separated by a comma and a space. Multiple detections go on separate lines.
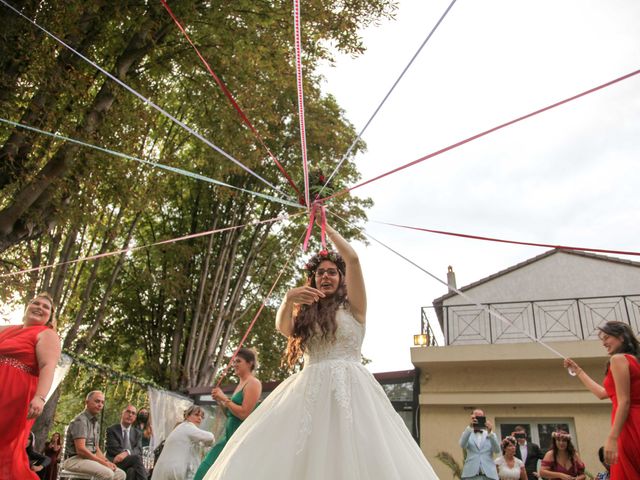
203, 223, 439, 479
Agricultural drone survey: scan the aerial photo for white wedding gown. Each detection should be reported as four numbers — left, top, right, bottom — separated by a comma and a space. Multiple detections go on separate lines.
204, 307, 439, 479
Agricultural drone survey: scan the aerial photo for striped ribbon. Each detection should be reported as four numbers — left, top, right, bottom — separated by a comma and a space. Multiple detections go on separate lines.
0, 117, 301, 208
0, 0, 293, 200
302, 201, 327, 252
160, 0, 303, 202
293, 0, 310, 207
0, 212, 304, 278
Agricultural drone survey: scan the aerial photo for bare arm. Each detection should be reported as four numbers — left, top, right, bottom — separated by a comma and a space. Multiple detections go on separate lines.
539, 451, 571, 480
519, 466, 527, 480
325, 223, 366, 323
604, 354, 631, 465
224, 378, 262, 420
28, 329, 61, 418
563, 358, 608, 399
275, 286, 324, 337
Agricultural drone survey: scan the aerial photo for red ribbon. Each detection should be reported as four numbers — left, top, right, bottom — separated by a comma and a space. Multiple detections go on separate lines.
376, 220, 640, 256
320, 68, 640, 203
161, 0, 303, 202
302, 202, 327, 251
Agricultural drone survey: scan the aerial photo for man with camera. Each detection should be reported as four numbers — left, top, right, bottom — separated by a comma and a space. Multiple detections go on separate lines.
459, 409, 500, 480
513, 425, 544, 480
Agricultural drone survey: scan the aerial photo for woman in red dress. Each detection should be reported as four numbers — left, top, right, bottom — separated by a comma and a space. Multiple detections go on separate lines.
0, 292, 61, 480
565, 320, 640, 480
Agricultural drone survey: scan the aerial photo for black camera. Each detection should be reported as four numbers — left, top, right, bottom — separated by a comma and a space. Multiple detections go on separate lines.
514, 432, 526, 439
474, 416, 486, 429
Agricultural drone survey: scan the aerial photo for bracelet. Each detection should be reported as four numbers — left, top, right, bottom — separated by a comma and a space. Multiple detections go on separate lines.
36, 395, 46, 403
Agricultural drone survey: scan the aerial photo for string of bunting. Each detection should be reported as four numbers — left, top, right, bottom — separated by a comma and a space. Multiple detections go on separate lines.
0, 0, 292, 200
373, 219, 640, 257
160, 0, 303, 202
0, 117, 300, 208
321, 67, 640, 202
64, 350, 160, 388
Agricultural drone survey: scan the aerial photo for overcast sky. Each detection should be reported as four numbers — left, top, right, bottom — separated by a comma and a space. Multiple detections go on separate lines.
318, 0, 640, 372
2, 1, 639, 376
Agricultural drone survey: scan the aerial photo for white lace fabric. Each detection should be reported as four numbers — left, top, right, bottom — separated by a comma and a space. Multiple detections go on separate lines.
203, 308, 439, 479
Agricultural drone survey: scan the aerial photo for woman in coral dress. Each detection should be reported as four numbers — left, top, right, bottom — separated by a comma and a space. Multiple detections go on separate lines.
203, 223, 439, 479
0, 292, 61, 480
565, 320, 640, 479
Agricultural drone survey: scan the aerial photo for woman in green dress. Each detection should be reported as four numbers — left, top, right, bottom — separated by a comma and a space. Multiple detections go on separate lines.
194, 348, 262, 480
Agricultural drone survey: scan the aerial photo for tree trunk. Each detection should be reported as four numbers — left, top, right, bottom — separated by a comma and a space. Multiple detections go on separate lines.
0, 14, 172, 251
75, 213, 140, 355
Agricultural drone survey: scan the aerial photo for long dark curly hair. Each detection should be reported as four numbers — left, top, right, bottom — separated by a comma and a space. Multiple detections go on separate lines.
550, 431, 579, 473
284, 250, 348, 367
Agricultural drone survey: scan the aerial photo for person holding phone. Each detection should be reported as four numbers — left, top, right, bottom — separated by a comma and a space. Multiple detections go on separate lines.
513, 425, 544, 479
460, 408, 500, 480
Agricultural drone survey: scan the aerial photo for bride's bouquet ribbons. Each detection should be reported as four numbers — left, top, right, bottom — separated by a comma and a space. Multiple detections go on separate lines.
302, 202, 327, 252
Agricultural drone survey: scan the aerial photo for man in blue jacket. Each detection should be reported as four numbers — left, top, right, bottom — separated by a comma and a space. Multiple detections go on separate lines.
459, 409, 500, 480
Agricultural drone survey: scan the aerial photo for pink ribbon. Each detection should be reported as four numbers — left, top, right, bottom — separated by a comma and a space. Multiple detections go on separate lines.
302, 201, 327, 252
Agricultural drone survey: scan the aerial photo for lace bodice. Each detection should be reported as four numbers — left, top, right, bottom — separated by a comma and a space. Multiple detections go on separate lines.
303, 307, 364, 365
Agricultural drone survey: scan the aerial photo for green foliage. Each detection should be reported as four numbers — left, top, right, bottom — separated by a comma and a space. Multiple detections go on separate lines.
1, 0, 396, 405
436, 451, 463, 479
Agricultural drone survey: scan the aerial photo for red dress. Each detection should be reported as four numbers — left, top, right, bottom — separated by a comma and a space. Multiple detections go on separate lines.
0, 325, 48, 480
603, 353, 640, 480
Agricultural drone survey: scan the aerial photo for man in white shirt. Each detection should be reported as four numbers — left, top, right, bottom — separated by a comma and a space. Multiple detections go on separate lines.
513, 425, 544, 480
459, 409, 500, 480
106, 404, 148, 479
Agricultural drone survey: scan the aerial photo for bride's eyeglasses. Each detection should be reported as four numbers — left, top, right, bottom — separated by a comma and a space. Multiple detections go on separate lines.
315, 268, 338, 277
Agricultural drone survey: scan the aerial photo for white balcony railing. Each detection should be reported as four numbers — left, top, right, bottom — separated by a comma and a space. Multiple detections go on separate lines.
423, 294, 640, 346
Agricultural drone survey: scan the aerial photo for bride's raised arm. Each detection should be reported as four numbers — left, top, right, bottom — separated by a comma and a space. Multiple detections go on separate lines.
325, 223, 366, 323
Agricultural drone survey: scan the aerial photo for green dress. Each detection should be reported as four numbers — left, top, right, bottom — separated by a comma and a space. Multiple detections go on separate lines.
193, 389, 246, 480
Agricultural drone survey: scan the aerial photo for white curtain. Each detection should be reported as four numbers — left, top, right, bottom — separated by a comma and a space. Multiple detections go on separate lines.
45, 353, 73, 402
148, 386, 194, 449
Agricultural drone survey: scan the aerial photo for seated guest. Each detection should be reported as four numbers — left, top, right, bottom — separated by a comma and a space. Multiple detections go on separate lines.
152, 405, 214, 480
62, 391, 126, 480
26, 431, 51, 480
135, 408, 153, 448
106, 404, 148, 479
539, 430, 586, 480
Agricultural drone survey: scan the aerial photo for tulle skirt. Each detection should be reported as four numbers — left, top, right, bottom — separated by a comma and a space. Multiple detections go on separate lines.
203, 359, 438, 480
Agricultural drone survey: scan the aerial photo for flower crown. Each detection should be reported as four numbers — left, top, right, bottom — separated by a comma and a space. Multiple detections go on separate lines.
552, 431, 571, 440
304, 249, 346, 277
